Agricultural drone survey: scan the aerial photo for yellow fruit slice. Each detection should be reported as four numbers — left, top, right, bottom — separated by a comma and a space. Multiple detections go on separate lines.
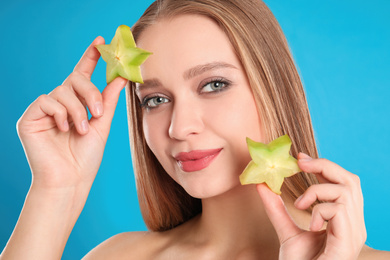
96, 25, 152, 83
239, 135, 301, 194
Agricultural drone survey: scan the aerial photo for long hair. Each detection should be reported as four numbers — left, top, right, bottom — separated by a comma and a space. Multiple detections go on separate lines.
126, 0, 319, 231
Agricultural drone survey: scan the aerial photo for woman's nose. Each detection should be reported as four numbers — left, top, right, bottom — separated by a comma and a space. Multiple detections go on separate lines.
168, 100, 204, 141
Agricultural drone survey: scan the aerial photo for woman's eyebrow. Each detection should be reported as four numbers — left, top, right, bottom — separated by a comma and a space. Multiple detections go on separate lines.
136, 62, 238, 92
183, 61, 238, 80
136, 78, 161, 92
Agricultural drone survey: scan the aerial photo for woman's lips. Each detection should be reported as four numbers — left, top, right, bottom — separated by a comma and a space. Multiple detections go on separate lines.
174, 148, 223, 172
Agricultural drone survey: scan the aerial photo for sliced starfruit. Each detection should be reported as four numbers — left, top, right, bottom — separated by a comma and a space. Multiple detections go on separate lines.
239, 135, 301, 194
95, 25, 152, 83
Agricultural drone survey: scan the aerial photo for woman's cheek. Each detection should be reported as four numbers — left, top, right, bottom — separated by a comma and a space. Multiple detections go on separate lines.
142, 113, 174, 169
143, 115, 165, 156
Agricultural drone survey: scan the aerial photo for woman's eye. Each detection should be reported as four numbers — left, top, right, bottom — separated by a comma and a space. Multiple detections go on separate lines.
142, 96, 170, 108
201, 80, 228, 93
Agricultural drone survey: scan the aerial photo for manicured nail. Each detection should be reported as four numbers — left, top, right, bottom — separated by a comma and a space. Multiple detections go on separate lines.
81, 120, 89, 133
95, 102, 103, 116
299, 152, 312, 162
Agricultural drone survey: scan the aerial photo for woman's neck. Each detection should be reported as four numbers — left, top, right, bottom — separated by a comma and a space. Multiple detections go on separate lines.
159, 184, 312, 258
193, 185, 280, 255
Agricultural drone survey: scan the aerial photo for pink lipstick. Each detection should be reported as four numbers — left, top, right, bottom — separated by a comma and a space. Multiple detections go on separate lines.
174, 148, 222, 172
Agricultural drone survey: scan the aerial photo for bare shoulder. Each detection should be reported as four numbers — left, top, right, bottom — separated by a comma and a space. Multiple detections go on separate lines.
82, 216, 200, 259
359, 245, 390, 260
82, 231, 169, 259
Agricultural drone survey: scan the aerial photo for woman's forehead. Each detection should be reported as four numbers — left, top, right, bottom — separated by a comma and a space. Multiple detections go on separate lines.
136, 14, 222, 44
136, 14, 241, 79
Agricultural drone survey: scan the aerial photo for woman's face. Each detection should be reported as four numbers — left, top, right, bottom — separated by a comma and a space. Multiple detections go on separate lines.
136, 14, 264, 198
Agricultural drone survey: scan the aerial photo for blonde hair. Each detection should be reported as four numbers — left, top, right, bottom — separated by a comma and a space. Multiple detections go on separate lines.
126, 0, 319, 231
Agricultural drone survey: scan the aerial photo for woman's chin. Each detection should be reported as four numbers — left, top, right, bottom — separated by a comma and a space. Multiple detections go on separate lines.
180, 176, 243, 200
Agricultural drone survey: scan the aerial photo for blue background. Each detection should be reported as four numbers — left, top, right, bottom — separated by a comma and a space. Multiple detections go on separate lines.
0, 0, 389, 258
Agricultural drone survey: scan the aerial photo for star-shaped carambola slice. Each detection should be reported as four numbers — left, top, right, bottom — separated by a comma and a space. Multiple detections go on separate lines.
95, 25, 152, 83
239, 135, 301, 194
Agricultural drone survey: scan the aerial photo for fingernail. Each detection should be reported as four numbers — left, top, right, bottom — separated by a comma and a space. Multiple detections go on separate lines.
118, 77, 129, 86
95, 102, 103, 116
294, 195, 303, 206
299, 152, 312, 162
81, 120, 89, 133
63, 120, 69, 131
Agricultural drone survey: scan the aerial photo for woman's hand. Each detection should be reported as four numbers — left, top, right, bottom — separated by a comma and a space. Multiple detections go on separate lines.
1, 36, 128, 260
17, 36, 128, 192
257, 153, 367, 260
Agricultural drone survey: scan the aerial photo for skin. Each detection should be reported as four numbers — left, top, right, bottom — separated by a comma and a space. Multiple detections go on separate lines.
136, 14, 264, 200
1, 14, 389, 260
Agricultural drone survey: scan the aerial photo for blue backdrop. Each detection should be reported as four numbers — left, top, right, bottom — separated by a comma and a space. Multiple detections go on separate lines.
1, 1, 389, 258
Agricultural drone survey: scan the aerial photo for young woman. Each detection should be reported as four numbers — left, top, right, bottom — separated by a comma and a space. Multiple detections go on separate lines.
1, 0, 389, 259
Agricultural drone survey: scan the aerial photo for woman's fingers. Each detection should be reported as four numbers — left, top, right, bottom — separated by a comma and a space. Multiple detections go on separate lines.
50, 85, 90, 135
66, 71, 104, 118
59, 36, 127, 137
294, 178, 363, 234
298, 153, 359, 186
90, 77, 128, 136
296, 154, 364, 215
296, 153, 367, 257
310, 203, 350, 234
294, 183, 346, 210
45, 72, 127, 137
20, 37, 127, 138
60, 36, 105, 119
17, 95, 69, 135
256, 184, 301, 244
43, 37, 107, 135
72, 36, 104, 80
